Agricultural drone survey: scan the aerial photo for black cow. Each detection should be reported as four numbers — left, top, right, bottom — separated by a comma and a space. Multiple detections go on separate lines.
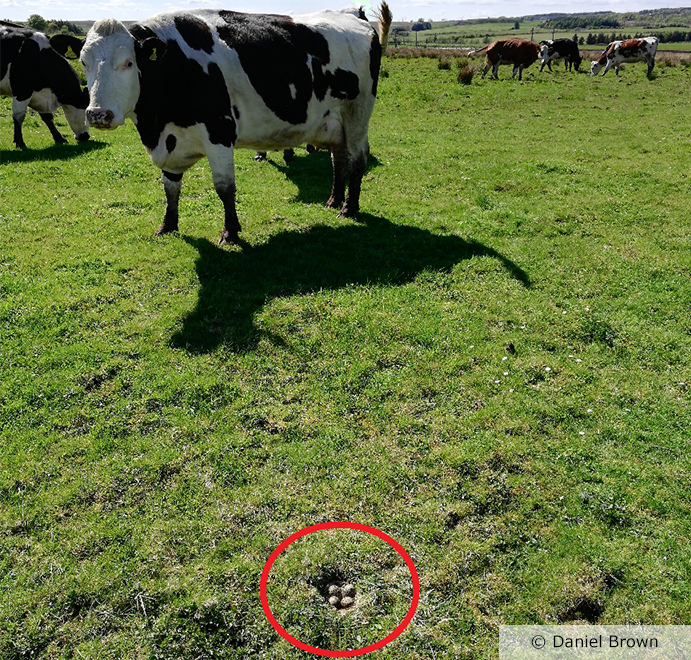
79, 7, 389, 245
0, 21, 89, 148
539, 39, 583, 72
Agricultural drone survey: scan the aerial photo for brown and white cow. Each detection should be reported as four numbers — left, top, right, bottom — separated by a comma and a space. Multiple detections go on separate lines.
79, 7, 389, 245
590, 37, 658, 77
470, 38, 541, 81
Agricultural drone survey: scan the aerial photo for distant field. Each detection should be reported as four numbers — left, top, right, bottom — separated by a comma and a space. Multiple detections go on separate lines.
390, 19, 691, 49
1, 53, 690, 658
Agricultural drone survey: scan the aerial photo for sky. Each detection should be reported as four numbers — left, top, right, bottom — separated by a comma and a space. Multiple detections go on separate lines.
2, 0, 691, 24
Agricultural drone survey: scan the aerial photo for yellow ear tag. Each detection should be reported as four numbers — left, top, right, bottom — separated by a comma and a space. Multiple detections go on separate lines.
66, 45, 76, 58
149, 47, 157, 61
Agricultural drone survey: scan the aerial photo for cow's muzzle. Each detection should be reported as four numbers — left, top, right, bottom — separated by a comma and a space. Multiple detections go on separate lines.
86, 107, 116, 129
76, 132, 90, 142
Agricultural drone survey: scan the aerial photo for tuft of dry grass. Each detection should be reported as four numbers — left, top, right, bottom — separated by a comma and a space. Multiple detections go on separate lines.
457, 62, 478, 84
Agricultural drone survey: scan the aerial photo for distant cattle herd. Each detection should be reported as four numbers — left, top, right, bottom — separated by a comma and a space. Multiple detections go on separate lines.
0, 11, 665, 241
469, 35, 659, 80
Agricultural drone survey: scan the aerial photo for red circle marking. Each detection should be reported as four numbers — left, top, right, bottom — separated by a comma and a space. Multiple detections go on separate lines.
260, 522, 419, 657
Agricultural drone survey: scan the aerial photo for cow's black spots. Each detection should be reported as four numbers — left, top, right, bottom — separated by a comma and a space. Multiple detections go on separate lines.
166, 134, 177, 152
216, 10, 331, 125
7, 37, 41, 102
0, 32, 30, 80
174, 15, 214, 54
133, 38, 235, 150
162, 170, 183, 181
327, 68, 359, 100
205, 112, 237, 148
232, 105, 240, 120
312, 58, 328, 102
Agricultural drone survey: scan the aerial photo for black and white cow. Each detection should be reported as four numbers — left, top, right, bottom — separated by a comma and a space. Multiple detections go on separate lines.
0, 21, 89, 148
79, 8, 386, 245
590, 37, 658, 77
539, 39, 583, 72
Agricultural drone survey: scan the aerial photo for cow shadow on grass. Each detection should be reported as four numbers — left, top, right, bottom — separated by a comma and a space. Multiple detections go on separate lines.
170, 214, 530, 354
266, 150, 382, 205
0, 139, 106, 165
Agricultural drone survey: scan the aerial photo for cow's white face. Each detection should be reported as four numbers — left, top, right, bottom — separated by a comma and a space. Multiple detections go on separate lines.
539, 44, 550, 64
590, 60, 602, 76
80, 23, 140, 129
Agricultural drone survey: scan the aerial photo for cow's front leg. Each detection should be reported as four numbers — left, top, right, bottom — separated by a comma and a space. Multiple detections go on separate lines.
156, 170, 183, 235
327, 148, 347, 209
207, 145, 241, 245
40, 113, 67, 144
11, 97, 30, 149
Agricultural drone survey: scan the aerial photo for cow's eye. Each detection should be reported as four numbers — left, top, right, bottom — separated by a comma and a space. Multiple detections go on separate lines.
125, 60, 134, 69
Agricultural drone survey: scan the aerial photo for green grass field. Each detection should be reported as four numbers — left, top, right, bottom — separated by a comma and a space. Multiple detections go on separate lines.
1, 54, 690, 659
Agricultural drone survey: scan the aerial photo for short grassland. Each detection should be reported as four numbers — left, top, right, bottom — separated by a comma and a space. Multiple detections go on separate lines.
0, 55, 690, 659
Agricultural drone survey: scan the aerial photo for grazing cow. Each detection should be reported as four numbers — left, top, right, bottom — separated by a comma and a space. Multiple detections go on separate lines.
0, 21, 89, 148
539, 39, 583, 72
79, 7, 388, 245
590, 37, 658, 77
470, 38, 541, 81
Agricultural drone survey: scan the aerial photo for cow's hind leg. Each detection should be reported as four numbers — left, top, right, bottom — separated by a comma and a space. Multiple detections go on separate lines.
338, 148, 367, 218
327, 148, 347, 210
207, 145, 241, 245
156, 170, 183, 235
39, 113, 67, 144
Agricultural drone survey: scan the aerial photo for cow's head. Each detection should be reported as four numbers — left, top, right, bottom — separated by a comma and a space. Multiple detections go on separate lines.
80, 19, 165, 130
590, 60, 603, 76
45, 35, 90, 142
573, 53, 583, 71
539, 43, 551, 64
62, 97, 90, 142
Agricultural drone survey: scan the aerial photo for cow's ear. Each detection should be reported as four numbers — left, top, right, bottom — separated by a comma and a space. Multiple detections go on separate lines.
136, 36, 167, 63
50, 34, 84, 59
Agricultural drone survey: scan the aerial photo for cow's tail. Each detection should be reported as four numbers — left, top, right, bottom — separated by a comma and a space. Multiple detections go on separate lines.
374, 1, 393, 52
468, 44, 490, 58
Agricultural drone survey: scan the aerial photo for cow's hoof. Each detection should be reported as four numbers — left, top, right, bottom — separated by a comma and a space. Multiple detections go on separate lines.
155, 223, 178, 236
54, 135, 68, 144
219, 230, 240, 245
326, 196, 344, 209
14, 142, 27, 150
337, 205, 358, 219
